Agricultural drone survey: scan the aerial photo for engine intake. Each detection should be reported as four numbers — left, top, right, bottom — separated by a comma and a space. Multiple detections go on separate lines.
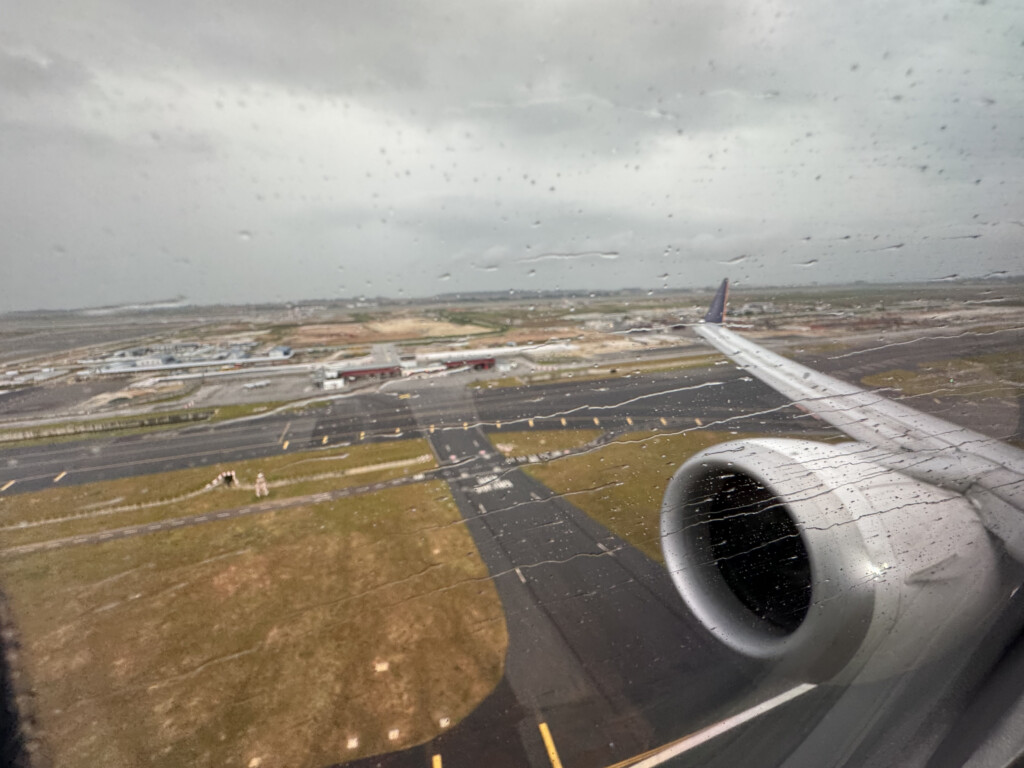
660, 439, 1000, 682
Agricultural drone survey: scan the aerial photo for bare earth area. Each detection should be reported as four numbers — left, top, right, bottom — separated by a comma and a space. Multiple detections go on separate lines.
285, 318, 492, 346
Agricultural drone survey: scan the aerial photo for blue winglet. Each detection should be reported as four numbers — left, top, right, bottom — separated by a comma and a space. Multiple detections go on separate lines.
703, 278, 729, 324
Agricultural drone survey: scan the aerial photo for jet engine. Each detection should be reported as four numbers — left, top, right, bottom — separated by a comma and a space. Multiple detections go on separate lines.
660, 438, 1001, 683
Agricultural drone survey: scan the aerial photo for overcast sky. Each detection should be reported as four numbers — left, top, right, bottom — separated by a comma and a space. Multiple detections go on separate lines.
1, 1, 1022, 310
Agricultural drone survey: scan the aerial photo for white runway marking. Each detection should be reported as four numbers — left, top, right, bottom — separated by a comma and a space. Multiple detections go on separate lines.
623, 684, 817, 767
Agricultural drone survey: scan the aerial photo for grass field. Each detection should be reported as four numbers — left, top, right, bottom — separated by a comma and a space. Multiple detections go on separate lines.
526, 430, 776, 562
862, 350, 1024, 399
487, 429, 603, 458
469, 376, 524, 390
471, 353, 724, 390
0, 439, 436, 549
0, 481, 507, 768
0, 400, 298, 448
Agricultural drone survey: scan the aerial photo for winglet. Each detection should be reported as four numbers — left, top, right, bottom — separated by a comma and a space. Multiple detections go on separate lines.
703, 278, 729, 324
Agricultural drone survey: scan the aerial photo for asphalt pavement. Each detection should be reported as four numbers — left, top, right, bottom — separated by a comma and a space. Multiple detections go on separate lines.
4, 323, 1020, 496
0, 368, 830, 496
1, 331, 1022, 767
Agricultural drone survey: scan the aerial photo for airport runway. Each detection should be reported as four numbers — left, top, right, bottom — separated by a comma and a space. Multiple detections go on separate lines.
2, 324, 1019, 497
804, 325, 1024, 441
2, 349, 1018, 497
422, 425, 770, 768
0, 369, 830, 496
803, 324, 1023, 378
340, 415, 854, 768
1, 331, 1021, 767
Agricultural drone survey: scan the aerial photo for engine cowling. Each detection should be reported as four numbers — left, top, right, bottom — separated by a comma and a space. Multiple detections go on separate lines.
660, 438, 1000, 683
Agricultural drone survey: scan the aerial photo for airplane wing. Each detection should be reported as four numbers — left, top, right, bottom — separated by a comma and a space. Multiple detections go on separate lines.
652, 280, 1024, 766
694, 278, 1024, 562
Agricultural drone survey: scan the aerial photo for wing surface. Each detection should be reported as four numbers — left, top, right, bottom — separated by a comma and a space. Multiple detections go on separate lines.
695, 279, 1024, 558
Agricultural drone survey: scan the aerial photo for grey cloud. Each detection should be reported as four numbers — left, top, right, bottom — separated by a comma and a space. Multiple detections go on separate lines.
0, 48, 91, 96
1, 0, 1022, 310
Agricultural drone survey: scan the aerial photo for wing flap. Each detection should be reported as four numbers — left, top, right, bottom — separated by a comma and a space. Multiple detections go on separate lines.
694, 322, 994, 457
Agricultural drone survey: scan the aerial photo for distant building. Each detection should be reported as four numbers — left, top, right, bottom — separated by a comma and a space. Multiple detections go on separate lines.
733, 302, 780, 316
320, 363, 401, 383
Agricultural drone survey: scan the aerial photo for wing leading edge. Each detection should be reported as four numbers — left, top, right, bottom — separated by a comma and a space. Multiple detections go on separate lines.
695, 279, 1024, 561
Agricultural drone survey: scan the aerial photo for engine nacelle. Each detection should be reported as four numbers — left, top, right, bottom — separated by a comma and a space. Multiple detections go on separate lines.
660, 439, 1000, 683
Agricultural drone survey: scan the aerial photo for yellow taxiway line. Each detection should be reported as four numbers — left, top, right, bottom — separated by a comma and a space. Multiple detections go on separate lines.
538, 722, 564, 768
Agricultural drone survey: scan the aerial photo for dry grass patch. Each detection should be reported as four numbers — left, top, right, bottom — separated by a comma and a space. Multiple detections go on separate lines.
0, 440, 436, 548
473, 354, 725, 390
527, 430, 770, 563
862, 350, 1024, 399
487, 429, 602, 458
284, 318, 492, 346
469, 376, 524, 390
0, 481, 507, 768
